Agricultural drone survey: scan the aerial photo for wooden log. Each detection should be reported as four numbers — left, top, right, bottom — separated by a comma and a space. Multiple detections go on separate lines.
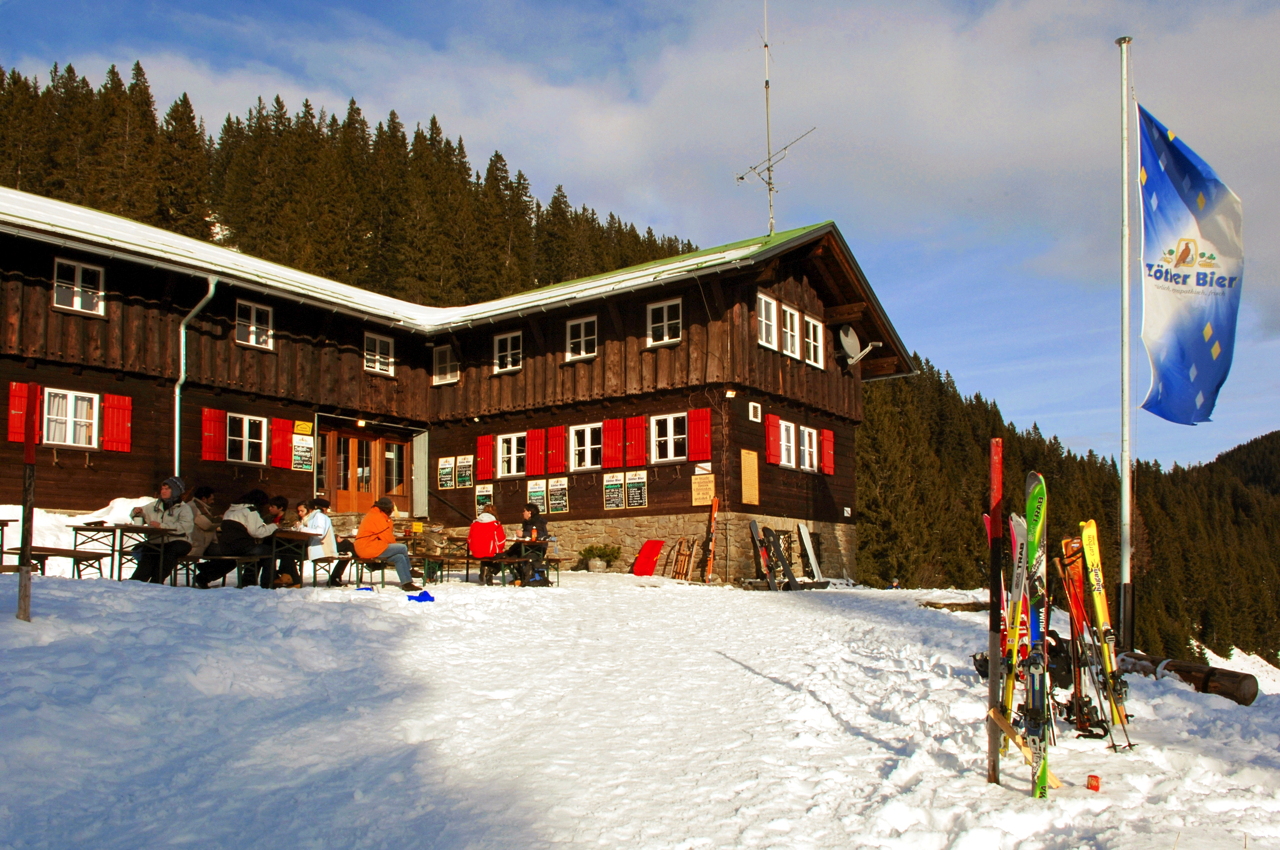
1118, 652, 1259, 707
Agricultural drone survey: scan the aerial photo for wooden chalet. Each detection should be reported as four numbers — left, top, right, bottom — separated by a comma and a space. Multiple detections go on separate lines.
0, 187, 913, 582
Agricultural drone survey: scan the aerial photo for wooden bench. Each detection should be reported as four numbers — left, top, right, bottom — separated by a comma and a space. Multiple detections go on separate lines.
2, 547, 109, 578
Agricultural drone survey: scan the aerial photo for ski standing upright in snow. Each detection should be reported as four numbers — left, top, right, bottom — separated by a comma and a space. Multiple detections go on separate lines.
1022, 472, 1051, 797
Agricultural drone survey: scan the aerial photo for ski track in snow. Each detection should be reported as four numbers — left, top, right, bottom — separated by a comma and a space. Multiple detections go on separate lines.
0, 574, 1277, 849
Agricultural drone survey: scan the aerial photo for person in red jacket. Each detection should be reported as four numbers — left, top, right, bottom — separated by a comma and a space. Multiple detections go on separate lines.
468, 509, 506, 585
355, 497, 420, 590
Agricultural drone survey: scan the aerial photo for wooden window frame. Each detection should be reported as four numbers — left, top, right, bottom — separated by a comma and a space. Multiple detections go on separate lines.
804, 317, 825, 369
780, 305, 801, 359
363, 332, 395, 376
649, 412, 688, 464
493, 330, 523, 374
570, 423, 603, 471
799, 426, 819, 472
52, 259, 105, 317
566, 316, 598, 361
497, 432, 527, 478
778, 420, 797, 468
235, 300, 274, 350
226, 412, 269, 465
646, 298, 682, 347
433, 344, 459, 385
43, 387, 98, 449
757, 293, 778, 350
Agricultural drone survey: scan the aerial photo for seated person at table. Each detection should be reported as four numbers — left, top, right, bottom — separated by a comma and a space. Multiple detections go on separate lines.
503, 502, 548, 585
355, 496, 420, 591
188, 486, 219, 559
468, 509, 505, 586
193, 490, 280, 589
128, 476, 195, 584
275, 498, 339, 588
310, 499, 358, 587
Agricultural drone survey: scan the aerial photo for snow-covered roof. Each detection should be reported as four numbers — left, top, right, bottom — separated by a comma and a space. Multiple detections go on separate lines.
0, 188, 911, 377
0, 186, 447, 332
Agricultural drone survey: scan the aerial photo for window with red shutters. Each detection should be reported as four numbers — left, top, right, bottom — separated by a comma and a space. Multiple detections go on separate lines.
625, 416, 646, 467
602, 418, 625, 468
820, 429, 835, 475
526, 428, 546, 476
201, 408, 227, 461
101, 394, 132, 452
270, 419, 294, 469
687, 408, 712, 462
546, 425, 566, 474
764, 414, 781, 465
476, 434, 495, 481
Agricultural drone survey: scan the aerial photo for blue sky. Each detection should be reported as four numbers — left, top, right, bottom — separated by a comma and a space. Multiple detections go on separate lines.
3, 0, 1277, 468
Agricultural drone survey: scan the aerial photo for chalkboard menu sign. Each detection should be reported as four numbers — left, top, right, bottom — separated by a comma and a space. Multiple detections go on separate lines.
291, 434, 314, 472
625, 470, 648, 508
456, 454, 474, 488
548, 477, 569, 513
475, 483, 494, 514
603, 472, 625, 510
437, 456, 456, 489
527, 478, 547, 514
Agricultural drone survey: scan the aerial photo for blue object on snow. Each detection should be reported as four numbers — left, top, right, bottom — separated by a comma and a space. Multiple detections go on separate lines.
356, 587, 373, 592
407, 590, 435, 602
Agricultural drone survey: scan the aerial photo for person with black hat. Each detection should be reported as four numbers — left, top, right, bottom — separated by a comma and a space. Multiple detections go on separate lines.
193, 489, 279, 589
128, 476, 195, 584
354, 496, 419, 590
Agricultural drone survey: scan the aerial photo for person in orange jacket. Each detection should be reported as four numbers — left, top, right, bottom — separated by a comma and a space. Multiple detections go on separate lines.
355, 496, 420, 590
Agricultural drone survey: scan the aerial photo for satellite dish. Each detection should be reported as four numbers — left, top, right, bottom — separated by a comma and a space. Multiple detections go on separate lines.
838, 323, 882, 366
838, 325, 861, 359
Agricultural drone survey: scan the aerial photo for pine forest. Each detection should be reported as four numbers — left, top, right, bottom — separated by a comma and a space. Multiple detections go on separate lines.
2, 62, 1277, 666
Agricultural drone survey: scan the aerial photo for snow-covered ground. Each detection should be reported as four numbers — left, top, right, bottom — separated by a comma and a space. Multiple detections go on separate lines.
2, 568, 1279, 849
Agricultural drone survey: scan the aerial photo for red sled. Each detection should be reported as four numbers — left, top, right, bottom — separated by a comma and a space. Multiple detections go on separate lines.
632, 540, 664, 576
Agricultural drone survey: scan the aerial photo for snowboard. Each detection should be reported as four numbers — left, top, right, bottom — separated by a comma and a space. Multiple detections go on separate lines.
797, 524, 824, 582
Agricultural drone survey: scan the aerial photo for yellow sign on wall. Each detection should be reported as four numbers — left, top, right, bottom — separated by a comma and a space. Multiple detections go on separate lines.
692, 474, 716, 506
740, 449, 759, 505
294, 420, 313, 435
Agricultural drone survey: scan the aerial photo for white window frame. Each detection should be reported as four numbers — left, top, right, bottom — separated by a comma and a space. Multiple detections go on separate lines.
570, 423, 604, 471
433, 344, 459, 385
646, 298, 682, 347
779, 420, 797, 468
235, 300, 274, 350
804, 317, 825, 369
800, 426, 819, 472
52, 259, 105, 316
363, 332, 395, 376
226, 413, 268, 465
650, 413, 688, 464
497, 432, 527, 478
493, 331, 523, 374
757, 293, 778, 350
780, 305, 801, 359
566, 316, 597, 361
43, 388, 98, 448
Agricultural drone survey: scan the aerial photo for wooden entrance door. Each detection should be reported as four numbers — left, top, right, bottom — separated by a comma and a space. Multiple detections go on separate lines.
316, 429, 410, 514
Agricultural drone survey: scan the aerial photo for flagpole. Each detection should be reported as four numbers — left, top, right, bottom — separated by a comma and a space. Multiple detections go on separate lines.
1117, 35, 1135, 653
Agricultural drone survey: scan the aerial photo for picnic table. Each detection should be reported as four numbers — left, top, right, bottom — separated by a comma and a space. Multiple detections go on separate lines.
70, 523, 181, 580
3, 546, 111, 578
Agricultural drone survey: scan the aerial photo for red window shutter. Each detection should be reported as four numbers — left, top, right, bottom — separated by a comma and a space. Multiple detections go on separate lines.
820, 429, 835, 475
764, 414, 781, 465
602, 418, 625, 469
688, 408, 712, 462
476, 434, 495, 481
8, 382, 28, 442
101, 394, 132, 452
201, 408, 227, 461
270, 418, 294, 469
546, 426, 566, 474
625, 416, 646, 467
526, 428, 546, 476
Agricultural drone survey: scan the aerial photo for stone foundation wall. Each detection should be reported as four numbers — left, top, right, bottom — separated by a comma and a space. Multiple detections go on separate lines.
442, 512, 857, 585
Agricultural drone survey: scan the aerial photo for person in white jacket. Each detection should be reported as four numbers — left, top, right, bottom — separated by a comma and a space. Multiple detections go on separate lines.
274, 498, 338, 587
128, 476, 195, 584
193, 489, 280, 589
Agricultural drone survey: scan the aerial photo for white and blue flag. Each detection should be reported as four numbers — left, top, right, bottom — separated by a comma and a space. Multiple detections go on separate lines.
1139, 105, 1243, 425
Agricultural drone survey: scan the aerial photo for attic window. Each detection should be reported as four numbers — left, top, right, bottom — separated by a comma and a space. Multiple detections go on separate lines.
235, 300, 273, 350
364, 332, 395, 375
647, 298, 681, 347
566, 317, 597, 361
804, 317, 824, 369
53, 259, 105, 316
757, 294, 777, 350
433, 344, 459, 385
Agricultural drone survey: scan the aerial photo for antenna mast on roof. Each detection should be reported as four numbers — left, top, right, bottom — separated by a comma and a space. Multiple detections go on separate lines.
737, 0, 815, 236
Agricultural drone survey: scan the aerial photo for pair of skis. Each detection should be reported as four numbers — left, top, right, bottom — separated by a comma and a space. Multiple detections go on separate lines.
997, 473, 1052, 797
